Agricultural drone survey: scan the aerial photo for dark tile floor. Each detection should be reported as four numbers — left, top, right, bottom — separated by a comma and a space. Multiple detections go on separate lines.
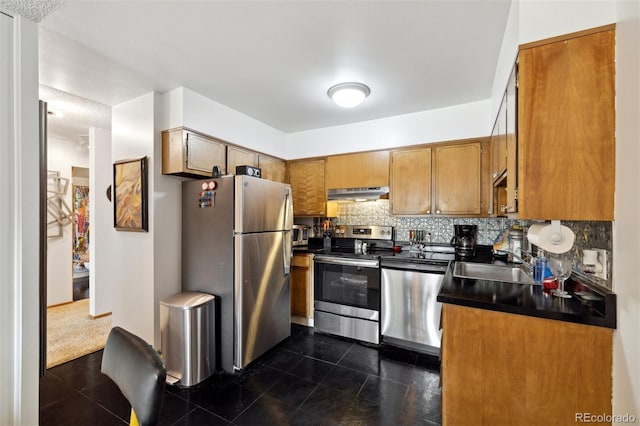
40, 324, 442, 425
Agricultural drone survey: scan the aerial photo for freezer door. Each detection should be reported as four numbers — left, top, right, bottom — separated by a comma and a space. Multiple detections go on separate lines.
234, 231, 291, 369
235, 175, 293, 233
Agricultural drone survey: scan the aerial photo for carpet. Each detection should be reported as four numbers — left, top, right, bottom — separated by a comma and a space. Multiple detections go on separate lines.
47, 299, 112, 368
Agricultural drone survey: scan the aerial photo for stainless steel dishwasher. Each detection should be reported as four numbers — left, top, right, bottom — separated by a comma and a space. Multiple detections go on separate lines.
380, 252, 452, 356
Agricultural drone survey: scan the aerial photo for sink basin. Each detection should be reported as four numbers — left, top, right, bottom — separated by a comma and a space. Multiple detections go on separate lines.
453, 262, 536, 285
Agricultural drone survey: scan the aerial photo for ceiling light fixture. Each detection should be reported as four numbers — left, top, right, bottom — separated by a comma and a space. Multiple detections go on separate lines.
327, 82, 371, 108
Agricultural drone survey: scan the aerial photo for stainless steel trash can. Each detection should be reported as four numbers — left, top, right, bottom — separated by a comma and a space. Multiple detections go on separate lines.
160, 292, 216, 387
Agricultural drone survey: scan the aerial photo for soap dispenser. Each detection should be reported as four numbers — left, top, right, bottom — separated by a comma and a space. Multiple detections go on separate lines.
534, 250, 548, 283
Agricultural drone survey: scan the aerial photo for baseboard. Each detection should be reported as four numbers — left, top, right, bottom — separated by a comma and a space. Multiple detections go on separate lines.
47, 301, 74, 309
292, 316, 314, 327
88, 312, 112, 320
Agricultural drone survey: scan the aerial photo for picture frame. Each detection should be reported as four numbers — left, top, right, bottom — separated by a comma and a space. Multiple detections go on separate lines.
113, 156, 148, 232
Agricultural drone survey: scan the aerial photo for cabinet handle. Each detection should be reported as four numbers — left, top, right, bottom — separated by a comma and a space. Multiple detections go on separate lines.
436, 210, 441, 214
426, 210, 430, 214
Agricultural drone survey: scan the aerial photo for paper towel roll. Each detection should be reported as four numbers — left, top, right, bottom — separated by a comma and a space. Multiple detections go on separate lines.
527, 222, 575, 254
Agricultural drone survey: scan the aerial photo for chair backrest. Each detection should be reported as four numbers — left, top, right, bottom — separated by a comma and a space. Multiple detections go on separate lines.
101, 326, 166, 426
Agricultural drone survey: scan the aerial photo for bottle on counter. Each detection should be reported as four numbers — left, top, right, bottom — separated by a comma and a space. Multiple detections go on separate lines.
534, 250, 548, 283
508, 226, 523, 263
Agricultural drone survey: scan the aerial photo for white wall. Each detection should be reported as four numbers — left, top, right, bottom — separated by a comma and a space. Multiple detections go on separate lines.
519, 1, 616, 45
491, 0, 616, 116
46, 135, 89, 306
110, 93, 157, 344
0, 12, 39, 425
181, 87, 288, 158
286, 100, 491, 159
89, 127, 113, 316
167, 87, 492, 161
491, 0, 519, 118
614, 0, 640, 421
153, 93, 182, 347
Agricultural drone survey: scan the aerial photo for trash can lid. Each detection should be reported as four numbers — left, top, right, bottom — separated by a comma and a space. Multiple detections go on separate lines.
160, 291, 216, 309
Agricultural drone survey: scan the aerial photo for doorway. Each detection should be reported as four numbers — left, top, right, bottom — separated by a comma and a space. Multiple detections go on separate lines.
42, 86, 112, 369
71, 166, 90, 301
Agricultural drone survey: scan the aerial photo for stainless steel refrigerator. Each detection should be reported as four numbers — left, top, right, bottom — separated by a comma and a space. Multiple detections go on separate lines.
182, 175, 293, 372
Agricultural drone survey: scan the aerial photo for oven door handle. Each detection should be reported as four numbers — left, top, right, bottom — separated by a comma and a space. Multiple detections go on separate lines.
314, 256, 379, 268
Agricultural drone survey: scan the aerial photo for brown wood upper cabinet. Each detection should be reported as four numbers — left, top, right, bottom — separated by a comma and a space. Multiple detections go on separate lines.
325, 151, 389, 189
289, 159, 326, 216
227, 146, 286, 183
162, 128, 227, 177
390, 147, 432, 215
391, 139, 489, 216
258, 154, 286, 183
433, 142, 485, 216
490, 95, 507, 182
227, 146, 258, 174
517, 26, 615, 220
491, 63, 518, 216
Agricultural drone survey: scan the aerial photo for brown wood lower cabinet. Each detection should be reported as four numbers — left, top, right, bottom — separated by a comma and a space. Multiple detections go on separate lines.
291, 253, 314, 324
441, 304, 612, 426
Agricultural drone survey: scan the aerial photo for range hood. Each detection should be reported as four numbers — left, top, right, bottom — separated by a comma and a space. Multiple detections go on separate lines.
327, 186, 389, 201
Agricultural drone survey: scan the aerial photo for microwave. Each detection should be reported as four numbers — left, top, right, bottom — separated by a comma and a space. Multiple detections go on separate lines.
292, 225, 309, 246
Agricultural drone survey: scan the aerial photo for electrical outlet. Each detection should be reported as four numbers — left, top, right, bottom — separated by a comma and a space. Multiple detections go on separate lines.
594, 249, 608, 280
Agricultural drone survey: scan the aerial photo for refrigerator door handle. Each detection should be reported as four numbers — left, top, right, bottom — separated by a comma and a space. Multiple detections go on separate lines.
283, 232, 292, 275
283, 188, 292, 230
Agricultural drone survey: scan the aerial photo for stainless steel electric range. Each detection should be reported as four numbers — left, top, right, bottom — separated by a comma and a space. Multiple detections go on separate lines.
313, 225, 394, 344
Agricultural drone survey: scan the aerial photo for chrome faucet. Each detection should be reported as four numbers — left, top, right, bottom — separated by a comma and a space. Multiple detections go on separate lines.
504, 249, 535, 275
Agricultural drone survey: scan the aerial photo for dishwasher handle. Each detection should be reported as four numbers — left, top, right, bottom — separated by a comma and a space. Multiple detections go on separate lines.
380, 261, 448, 273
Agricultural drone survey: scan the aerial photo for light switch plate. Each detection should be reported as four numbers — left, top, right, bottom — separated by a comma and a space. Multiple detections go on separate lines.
594, 249, 607, 280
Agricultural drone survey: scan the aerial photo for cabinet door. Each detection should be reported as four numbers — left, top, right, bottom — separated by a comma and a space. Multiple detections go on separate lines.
518, 29, 615, 220
186, 132, 226, 174
259, 155, 286, 183
490, 95, 507, 182
390, 148, 431, 215
289, 160, 326, 216
291, 254, 311, 318
505, 63, 518, 214
326, 151, 389, 189
442, 304, 612, 425
227, 146, 258, 175
433, 143, 482, 215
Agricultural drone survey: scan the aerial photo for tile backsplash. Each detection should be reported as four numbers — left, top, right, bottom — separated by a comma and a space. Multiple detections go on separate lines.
317, 200, 613, 289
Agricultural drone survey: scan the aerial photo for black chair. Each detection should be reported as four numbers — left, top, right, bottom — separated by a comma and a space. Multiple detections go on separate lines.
101, 326, 166, 426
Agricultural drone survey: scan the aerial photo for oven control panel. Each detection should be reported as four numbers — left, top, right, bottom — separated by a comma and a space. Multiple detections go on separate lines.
334, 225, 394, 240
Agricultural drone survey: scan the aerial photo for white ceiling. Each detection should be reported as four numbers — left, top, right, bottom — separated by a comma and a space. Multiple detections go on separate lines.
36, 0, 512, 140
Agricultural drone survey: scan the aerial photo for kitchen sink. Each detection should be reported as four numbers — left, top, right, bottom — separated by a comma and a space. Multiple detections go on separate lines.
453, 261, 536, 285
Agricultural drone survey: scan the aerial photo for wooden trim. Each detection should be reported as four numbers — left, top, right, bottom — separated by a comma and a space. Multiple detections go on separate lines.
287, 155, 328, 164
47, 301, 74, 309
89, 311, 112, 320
519, 23, 616, 50
289, 136, 491, 164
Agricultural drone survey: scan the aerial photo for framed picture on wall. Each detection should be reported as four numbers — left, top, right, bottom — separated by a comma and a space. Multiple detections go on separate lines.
113, 156, 148, 232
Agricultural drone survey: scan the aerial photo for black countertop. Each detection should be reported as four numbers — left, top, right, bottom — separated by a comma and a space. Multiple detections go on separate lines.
436, 247, 616, 329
